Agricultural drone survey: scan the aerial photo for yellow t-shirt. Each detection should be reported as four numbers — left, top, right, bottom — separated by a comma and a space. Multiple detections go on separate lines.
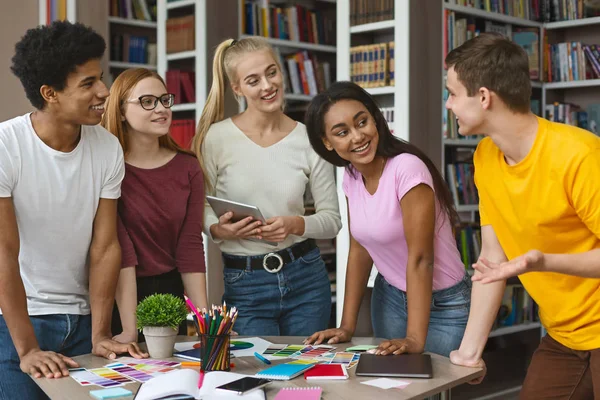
474, 116, 600, 351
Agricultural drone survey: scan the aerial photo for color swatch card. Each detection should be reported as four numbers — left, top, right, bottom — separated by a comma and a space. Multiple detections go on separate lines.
103, 364, 156, 383
273, 387, 323, 400
110, 357, 180, 368
89, 368, 136, 385
69, 368, 124, 388
329, 352, 360, 369
262, 344, 288, 360
292, 346, 335, 362
270, 345, 309, 358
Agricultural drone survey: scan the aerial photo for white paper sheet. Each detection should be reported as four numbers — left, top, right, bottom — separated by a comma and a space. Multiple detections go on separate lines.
360, 378, 411, 389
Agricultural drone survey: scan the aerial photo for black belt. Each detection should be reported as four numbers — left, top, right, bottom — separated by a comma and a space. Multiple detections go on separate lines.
222, 239, 317, 273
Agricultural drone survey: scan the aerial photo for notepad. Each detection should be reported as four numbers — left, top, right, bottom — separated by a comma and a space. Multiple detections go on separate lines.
255, 361, 317, 381
304, 364, 348, 380
273, 387, 323, 400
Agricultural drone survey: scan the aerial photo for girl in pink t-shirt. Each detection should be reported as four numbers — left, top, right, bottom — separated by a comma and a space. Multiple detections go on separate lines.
304, 81, 471, 357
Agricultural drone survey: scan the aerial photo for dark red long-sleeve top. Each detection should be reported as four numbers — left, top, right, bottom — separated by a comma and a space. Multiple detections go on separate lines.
117, 152, 206, 276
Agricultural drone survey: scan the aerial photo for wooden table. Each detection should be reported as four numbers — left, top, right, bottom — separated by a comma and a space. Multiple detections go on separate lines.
35, 336, 483, 400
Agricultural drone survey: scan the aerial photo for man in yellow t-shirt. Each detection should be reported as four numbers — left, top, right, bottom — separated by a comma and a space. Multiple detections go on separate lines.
444, 33, 600, 399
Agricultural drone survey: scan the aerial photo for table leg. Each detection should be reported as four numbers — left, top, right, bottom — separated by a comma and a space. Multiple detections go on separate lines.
440, 389, 451, 400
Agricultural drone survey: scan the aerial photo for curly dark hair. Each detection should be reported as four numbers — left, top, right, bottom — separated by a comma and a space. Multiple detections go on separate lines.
305, 81, 460, 228
11, 20, 106, 110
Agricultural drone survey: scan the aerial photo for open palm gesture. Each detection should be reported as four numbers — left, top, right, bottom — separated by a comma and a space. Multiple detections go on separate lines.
472, 250, 544, 284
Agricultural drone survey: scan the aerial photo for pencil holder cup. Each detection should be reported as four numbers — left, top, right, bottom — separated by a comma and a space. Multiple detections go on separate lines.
199, 333, 231, 372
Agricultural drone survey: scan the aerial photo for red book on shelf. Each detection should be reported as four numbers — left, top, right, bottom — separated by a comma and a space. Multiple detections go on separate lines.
304, 364, 348, 380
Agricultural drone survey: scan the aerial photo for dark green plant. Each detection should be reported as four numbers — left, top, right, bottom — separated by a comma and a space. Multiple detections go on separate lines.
136, 293, 188, 331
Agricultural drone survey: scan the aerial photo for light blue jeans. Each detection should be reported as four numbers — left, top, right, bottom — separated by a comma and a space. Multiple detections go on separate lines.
0, 314, 92, 400
371, 273, 471, 357
222, 246, 332, 336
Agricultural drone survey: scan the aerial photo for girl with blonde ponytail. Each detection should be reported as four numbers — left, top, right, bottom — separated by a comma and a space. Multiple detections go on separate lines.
195, 37, 342, 336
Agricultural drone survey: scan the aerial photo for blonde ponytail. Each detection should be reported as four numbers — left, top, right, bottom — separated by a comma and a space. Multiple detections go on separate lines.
192, 36, 283, 191
192, 39, 234, 192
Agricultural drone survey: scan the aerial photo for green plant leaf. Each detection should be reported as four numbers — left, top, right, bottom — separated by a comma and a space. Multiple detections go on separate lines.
136, 293, 189, 331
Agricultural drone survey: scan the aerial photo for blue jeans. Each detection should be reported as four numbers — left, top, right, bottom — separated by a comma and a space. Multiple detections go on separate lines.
0, 314, 92, 400
371, 273, 471, 357
222, 246, 332, 336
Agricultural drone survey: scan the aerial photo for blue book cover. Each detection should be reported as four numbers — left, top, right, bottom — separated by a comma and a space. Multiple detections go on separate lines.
255, 361, 316, 381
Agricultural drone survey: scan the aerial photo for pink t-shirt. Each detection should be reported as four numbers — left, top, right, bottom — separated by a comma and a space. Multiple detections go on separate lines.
342, 153, 465, 291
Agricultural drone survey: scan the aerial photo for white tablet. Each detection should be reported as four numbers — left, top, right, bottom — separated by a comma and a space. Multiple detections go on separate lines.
206, 196, 277, 246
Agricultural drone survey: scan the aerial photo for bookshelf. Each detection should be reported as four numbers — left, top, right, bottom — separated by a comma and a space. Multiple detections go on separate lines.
107, 2, 158, 84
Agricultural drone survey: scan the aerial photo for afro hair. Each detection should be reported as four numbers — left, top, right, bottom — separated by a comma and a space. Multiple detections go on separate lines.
11, 20, 106, 110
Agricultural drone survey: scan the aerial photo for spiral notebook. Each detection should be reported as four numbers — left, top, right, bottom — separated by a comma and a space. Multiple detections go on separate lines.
255, 361, 317, 381
273, 387, 322, 400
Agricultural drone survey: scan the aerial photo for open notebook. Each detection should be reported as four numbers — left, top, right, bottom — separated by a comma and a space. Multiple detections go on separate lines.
134, 369, 266, 400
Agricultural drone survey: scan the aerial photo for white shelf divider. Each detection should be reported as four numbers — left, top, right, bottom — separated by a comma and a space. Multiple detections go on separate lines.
171, 103, 196, 112
443, 138, 481, 146
443, 3, 542, 28
166, 50, 196, 61
285, 93, 314, 102
109, 61, 157, 70
108, 16, 157, 28
488, 322, 541, 338
166, 0, 195, 10
545, 15, 600, 30
239, 34, 337, 53
544, 79, 600, 90
350, 19, 395, 34
366, 86, 396, 95
456, 204, 479, 212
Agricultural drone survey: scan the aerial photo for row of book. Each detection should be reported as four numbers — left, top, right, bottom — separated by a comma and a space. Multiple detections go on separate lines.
279, 51, 332, 97
241, 0, 335, 46
381, 107, 395, 134
350, 42, 395, 89
445, 0, 600, 22
456, 223, 481, 270
110, 34, 156, 65
166, 70, 195, 104
545, 102, 600, 134
109, 0, 157, 21
170, 119, 195, 150
447, 163, 479, 207
166, 15, 195, 54
495, 285, 540, 328
350, 0, 394, 26
545, 42, 600, 82
444, 12, 541, 80
46, 0, 67, 24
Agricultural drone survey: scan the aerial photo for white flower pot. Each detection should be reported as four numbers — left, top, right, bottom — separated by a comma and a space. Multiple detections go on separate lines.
143, 326, 178, 359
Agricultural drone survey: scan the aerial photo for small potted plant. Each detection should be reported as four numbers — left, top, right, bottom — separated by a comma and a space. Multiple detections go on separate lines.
136, 293, 188, 358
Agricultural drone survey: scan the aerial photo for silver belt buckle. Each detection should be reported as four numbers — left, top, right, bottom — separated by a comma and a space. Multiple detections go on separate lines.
263, 253, 284, 273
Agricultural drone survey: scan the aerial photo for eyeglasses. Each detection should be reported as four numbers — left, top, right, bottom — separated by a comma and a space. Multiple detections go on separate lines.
125, 93, 175, 110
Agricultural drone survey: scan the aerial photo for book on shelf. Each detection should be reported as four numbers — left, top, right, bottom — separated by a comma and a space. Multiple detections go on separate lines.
350, 0, 395, 26
381, 107, 394, 134
545, 42, 600, 82
545, 101, 593, 131
588, 104, 600, 135
456, 223, 481, 270
110, 0, 157, 21
445, 0, 600, 22
281, 51, 331, 97
110, 34, 153, 65
494, 284, 539, 329
170, 119, 195, 150
350, 42, 395, 89
166, 15, 195, 54
241, 0, 335, 46
166, 70, 196, 104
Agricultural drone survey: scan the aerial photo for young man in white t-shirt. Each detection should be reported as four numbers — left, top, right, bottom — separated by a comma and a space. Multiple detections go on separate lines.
0, 21, 147, 399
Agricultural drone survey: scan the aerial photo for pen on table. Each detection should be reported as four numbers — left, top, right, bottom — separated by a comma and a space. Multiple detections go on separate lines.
254, 352, 271, 365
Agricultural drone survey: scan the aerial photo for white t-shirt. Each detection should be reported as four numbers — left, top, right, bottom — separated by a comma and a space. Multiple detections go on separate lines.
0, 113, 124, 315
